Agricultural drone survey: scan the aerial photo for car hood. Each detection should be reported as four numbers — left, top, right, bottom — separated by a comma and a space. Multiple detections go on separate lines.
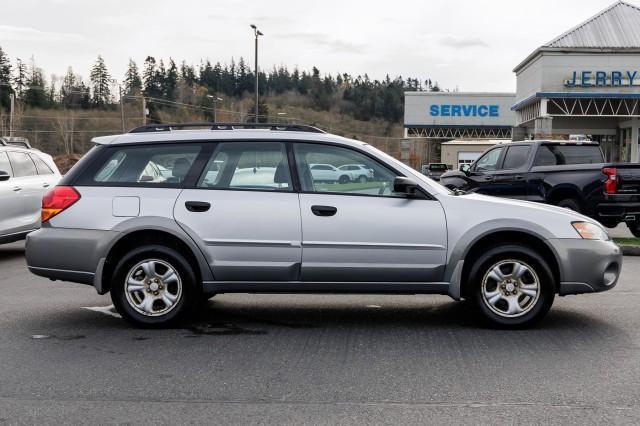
461, 193, 594, 222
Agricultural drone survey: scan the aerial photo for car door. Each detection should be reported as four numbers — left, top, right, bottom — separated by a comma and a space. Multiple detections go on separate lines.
293, 142, 447, 283
490, 144, 531, 199
174, 141, 302, 281
0, 151, 24, 237
6, 151, 42, 232
467, 146, 505, 196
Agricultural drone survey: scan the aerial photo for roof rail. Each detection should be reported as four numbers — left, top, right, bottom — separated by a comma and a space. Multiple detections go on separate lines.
0, 137, 32, 149
128, 122, 326, 134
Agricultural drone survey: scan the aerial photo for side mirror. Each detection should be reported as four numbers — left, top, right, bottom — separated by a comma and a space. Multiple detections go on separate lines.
459, 164, 471, 174
393, 176, 418, 197
0, 171, 10, 182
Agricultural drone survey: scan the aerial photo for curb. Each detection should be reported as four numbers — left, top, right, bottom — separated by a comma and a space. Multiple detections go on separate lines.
619, 245, 640, 256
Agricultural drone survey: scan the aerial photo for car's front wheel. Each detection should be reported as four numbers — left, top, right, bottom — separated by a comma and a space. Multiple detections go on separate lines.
110, 245, 200, 327
468, 244, 555, 328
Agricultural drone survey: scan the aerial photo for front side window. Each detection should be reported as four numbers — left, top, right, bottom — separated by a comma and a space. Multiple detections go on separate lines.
92, 144, 201, 185
502, 145, 530, 170
8, 151, 37, 177
198, 142, 292, 191
293, 143, 401, 197
474, 147, 503, 172
0, 152, 12, 176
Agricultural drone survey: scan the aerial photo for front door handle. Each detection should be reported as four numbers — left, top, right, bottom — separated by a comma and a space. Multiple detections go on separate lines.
482, 176, 493, 181
311, 205, 337, 217
185, 201, 211, 212
12, 187, 22, 192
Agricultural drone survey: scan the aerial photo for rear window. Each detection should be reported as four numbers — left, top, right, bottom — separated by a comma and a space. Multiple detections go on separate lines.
30, 154, 54, 175
429, 164, 447, 171
534, 145, 603, 166
89, 144, 201, 185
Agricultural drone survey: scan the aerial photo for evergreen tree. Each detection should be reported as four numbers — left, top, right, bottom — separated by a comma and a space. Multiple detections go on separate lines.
123, 59, 142, 95
61, 67, 86, 108
89, 55, 112, 107
0, 46, 12, 109
23, 61, 48, 108
164, 58, 178, 100
142, 56, 162, 98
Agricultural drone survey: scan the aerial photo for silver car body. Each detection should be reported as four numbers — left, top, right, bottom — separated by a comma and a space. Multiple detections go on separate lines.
0, 146, 61, 244
26, 129, 621, 298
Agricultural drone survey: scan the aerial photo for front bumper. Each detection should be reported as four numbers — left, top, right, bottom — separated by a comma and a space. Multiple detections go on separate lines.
547, 238, 622, 295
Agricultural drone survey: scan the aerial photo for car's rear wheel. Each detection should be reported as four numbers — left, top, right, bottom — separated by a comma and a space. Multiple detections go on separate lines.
628, 221, 640, 238
468, 244, 555, 328
110, 245, 200, 327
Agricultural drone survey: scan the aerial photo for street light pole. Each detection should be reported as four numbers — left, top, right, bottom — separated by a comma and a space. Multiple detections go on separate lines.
250, 24, 263, 123
206, 95, 223, 122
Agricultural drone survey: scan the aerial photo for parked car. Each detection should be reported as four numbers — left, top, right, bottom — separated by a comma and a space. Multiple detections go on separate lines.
26, 123, 621, 328
309, 163, 349, 183
337, 164, 375, 182
440, 140, 640, 236
0, 139, 62, 244
424, 163, 449, 181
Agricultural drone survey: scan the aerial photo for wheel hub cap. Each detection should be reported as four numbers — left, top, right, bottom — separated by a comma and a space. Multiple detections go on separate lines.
124, 259, 182, 317
481, 259, 541, 318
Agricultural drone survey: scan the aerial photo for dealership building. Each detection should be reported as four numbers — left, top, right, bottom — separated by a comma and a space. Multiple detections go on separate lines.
404, 0, 640, 165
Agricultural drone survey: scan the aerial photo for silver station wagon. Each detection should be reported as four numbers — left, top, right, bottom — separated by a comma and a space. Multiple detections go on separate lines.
26, 123, 622, 328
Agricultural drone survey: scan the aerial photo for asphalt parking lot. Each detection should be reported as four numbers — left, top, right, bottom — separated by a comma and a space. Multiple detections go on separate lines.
1, 241, 639, 424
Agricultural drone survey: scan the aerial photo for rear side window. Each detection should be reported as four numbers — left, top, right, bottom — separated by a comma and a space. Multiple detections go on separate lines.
0, 152, 12, 176
30, 154, 54, 175
534, 145, 604, 166
502, 145, 530, 170
8, 152, 37, 177
90, 144, 201, 185
198, 142, 292, 191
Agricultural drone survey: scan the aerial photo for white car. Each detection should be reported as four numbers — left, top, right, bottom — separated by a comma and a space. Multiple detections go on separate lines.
0, 139, 61, 244
309, 163, 351, 183
338, 164, 374, 183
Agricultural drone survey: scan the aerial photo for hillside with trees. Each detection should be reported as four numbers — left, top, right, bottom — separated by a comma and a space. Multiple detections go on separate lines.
0, 45, 443, 160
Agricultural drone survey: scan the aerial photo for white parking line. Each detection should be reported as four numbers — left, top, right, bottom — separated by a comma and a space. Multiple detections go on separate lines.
82, 305, 122, 319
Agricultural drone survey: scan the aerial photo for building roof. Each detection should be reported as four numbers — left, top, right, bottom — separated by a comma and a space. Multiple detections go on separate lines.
514, 1, 640, 72
441, 139, 510, 146
544, 1, 640, 48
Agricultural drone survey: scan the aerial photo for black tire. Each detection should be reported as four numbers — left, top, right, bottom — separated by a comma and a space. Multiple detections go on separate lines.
468, 244, 555, 328
339, 175, 350, 184
628, 221, 640, 238
358, 175, 368, 183
110, 244, 201, 328
556, 198, 581, 213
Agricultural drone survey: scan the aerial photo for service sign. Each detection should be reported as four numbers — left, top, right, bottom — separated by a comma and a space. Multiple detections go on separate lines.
404, 92, 516, 127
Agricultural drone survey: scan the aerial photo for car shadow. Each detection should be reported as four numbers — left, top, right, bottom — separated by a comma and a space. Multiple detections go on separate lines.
0, 241, 26, 262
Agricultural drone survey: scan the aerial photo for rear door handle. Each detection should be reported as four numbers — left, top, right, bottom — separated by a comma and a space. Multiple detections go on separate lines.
185, 201, 211, 212
311, 205, 337, 217
12, 187, 21, 192
42, 183, 50, 188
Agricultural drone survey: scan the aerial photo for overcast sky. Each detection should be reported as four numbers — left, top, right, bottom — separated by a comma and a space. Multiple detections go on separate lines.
0, 0, 623, 91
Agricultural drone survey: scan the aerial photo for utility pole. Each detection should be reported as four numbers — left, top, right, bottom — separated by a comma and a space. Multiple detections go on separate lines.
119, 85, 125, 133
250, 24, 263, 123
142, 97, 146, 125
9, 93, 14, 138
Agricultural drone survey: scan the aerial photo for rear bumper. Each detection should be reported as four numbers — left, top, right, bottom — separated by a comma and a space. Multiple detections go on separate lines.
26, 227, 118, 287
547, 238, 623, 295
595, 201, 640, 224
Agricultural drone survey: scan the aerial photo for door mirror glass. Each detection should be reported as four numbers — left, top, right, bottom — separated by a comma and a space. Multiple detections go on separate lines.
393, 177, 418, 196
459, 163, 471, 174
0, 170, 10, 181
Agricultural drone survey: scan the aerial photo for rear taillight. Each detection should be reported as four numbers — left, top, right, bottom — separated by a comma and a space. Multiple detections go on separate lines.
41, 186, 81, 222
603, 167, 617, 194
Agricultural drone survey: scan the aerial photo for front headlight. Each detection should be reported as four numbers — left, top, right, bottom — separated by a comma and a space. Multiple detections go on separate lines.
572, 221, 609, 240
